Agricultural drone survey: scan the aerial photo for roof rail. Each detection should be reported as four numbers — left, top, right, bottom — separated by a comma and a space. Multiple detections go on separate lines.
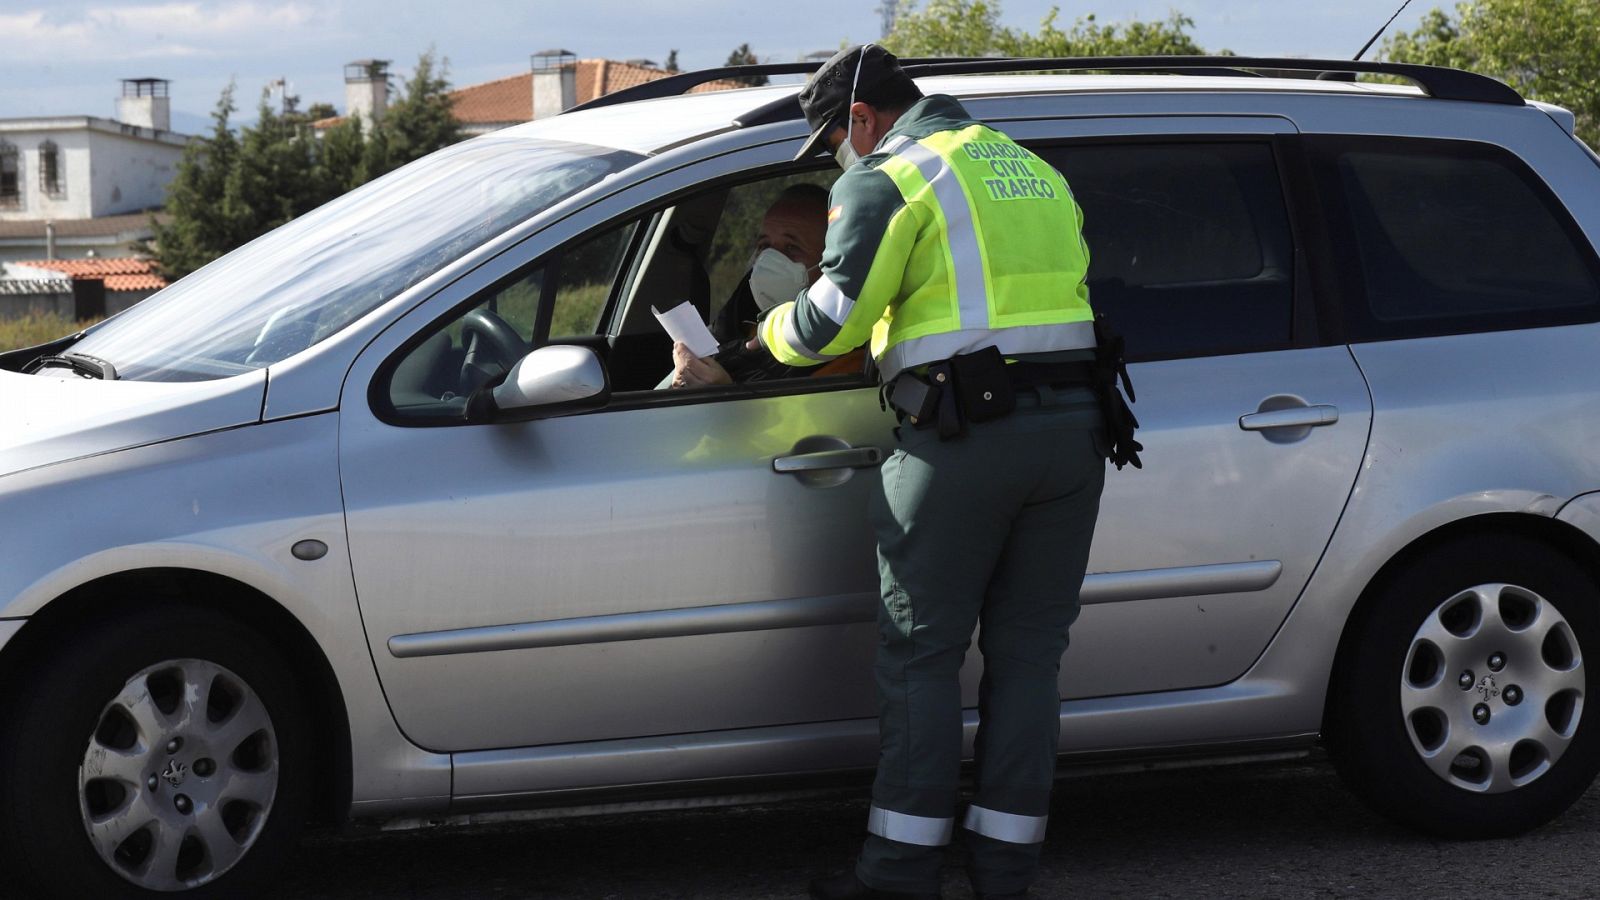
733, 55, 1522, 129
570, 55, 1523, 121
566, 57, 998, 113
897, 57, 1523, 105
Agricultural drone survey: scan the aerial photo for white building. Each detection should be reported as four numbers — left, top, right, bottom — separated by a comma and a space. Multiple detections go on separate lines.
0, 79, 190, 262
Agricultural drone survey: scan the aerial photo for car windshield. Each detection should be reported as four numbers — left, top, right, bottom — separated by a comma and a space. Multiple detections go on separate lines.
66, 136, 641, 382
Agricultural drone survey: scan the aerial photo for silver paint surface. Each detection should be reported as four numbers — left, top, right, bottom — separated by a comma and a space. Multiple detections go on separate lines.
3, 76, 1599, 827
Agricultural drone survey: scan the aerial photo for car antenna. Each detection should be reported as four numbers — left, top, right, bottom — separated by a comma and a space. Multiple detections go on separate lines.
1354, 0, 1417, 61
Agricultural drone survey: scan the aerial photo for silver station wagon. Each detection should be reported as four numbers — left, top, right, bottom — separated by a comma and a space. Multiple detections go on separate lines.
4, 56, 1600, 898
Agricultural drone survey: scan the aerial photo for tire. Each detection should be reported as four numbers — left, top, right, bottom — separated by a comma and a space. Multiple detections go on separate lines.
0, 604, 313, 898
1327, 532, 1600, 838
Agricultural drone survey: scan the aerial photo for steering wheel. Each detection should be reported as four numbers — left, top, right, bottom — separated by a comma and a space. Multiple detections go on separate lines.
457, 308, 529, 395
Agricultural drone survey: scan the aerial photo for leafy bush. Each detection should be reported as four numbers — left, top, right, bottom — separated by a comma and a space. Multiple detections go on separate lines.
0, 312, 99, 353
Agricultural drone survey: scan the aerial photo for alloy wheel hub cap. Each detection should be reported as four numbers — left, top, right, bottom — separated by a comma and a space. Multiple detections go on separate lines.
1400, 583, 1585, 793
77, 658, 279, 891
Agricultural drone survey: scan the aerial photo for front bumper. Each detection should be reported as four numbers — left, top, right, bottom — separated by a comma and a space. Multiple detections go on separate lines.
0, 619, 23, 656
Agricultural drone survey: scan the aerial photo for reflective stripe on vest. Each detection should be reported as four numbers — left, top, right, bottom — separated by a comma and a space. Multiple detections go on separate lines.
869, 130, 1095, 379
882, 135, 990, 332
866, 805, 955, 847
876, 320, 1097, 382
963, 805, 1049, 844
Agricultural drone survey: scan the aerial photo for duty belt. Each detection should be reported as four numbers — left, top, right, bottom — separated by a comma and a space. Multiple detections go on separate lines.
882, 316, 1144, 469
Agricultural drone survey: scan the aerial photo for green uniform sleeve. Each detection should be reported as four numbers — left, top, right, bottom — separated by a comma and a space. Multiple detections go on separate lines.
760, 163, 918, 366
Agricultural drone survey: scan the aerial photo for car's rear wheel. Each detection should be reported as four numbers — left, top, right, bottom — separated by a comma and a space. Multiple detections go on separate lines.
1328, 533, 1600, 837
0, 604, 311, 898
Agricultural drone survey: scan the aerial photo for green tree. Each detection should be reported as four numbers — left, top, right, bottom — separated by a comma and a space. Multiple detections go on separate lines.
1382, 0, 1600, 146
881, 0, 1012, 56
380, 49, 462, 168
725, 43, 769, 86
303, 101, 338, 122
881, 0, 1206, 58
143, 87, 244, 278
1022, 10, 1206, 56
148, 50, 463, 276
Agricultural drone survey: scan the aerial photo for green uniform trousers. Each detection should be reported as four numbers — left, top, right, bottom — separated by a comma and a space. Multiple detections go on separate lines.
857, 395, 1105, 896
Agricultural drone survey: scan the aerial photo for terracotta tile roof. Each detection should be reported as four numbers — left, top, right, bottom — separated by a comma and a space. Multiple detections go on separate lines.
13, 257, 167, 292
576, 58, 746, 104
317, 59, 751, 129
103, 274, 167, 291
448, 71, 531, 125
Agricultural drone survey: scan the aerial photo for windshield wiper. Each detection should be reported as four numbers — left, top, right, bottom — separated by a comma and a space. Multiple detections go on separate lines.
25, 352, 119, 380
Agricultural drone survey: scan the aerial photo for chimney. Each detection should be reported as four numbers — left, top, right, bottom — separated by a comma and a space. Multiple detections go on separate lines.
118, 78, 171, 131
45, 221, 56, 261
531, 49, 578, 119
344, 60, 391, 132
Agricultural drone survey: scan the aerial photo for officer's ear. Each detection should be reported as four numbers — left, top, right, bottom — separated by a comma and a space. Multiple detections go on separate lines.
848, 101, 879, 149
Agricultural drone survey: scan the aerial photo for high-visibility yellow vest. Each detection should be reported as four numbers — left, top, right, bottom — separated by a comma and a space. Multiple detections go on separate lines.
760, 94, 1095, 380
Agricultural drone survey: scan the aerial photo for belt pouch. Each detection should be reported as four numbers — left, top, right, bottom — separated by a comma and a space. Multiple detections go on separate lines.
949, 345, 1016, 424
888, 374, 941, 424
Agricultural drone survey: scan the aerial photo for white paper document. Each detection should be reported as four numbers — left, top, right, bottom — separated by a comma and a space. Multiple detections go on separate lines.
651, 301, 720, 359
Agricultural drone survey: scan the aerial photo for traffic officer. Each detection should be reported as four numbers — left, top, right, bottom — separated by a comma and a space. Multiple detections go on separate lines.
754, 45, 1139, 900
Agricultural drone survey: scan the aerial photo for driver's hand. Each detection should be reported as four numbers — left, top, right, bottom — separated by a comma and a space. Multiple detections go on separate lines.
671, 341, 732, 388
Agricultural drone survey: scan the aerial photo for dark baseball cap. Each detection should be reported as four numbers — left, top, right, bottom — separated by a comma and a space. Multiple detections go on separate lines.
794, 44, 914, 161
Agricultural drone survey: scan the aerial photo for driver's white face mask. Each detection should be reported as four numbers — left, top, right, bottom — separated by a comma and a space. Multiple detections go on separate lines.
749, 248, 816, 312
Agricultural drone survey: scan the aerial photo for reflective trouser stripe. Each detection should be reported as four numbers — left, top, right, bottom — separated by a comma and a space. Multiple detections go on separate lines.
876, 320, 1097, 382
964, 805, 1049, 844
867, 806, 955, 847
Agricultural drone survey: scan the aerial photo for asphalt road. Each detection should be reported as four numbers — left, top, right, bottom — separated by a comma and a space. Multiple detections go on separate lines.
272, 754, 1600, 899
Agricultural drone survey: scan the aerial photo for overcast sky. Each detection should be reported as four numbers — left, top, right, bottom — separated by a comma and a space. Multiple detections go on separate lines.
0, 0, 1438, 130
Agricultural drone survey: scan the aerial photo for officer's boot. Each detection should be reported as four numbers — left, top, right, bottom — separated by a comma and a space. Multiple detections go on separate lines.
808, 870, 940, 900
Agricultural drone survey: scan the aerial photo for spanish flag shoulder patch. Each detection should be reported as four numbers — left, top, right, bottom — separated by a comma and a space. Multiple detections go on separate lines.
828, 205, 843, 224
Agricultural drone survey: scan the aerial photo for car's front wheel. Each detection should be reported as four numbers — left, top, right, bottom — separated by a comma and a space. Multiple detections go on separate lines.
1328, 532, 1600, 837
0, 604, 312, 898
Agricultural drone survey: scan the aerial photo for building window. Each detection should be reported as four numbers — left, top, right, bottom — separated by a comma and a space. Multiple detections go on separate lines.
0, 142, 19, 209
39, 141, 64, 199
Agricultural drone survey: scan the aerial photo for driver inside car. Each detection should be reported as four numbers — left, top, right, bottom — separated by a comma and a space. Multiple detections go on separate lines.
668, 184, 865, 388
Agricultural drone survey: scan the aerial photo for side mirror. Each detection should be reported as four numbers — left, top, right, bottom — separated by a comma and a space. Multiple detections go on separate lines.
468, 344, 610, 423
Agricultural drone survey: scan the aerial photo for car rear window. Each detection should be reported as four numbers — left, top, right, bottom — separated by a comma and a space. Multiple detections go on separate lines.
1310, 136, 1600, 341
1036, 142, 1296, 361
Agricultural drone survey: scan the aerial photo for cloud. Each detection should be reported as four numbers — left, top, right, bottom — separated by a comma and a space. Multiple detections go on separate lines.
0, 2, 325, 62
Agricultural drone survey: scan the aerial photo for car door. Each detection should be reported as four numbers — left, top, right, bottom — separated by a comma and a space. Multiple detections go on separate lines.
339, 144, 892, 754
1002, 117, 1374, 701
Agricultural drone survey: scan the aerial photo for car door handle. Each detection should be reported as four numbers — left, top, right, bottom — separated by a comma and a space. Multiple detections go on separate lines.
772, 447, 884, 473
1239, 405, 1339, 431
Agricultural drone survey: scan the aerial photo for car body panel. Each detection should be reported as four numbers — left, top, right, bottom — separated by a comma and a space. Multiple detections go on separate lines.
0, 369, 265, 477
1557, 490, 1600, 539
344, 385, 887, 751
1218, 327, 1600, 740
0, 415, 451, 810
339, 111, 1373, 758
1067, 346, 1371, 695
0, 619, 21, 655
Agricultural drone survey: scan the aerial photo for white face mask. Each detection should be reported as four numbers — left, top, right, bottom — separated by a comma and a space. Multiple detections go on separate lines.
749, 248, 815, 312
834, 138, 860, 171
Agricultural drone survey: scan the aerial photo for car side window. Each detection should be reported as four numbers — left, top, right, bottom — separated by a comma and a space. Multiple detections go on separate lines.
379, 221, 637, 423
1308, 136, 1600, 341
1034, 142, 1295, 362
604, 169, 869, 399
